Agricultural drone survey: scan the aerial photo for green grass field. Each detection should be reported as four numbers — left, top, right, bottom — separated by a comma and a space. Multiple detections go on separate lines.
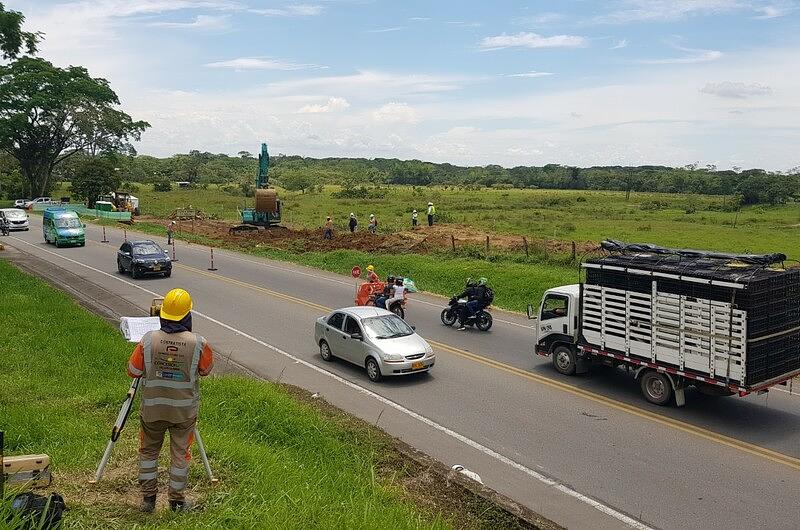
52, 183, 800, 256
0, 260, 527, 529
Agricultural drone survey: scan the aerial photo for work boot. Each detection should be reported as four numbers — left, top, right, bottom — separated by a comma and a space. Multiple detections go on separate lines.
140, 495, 156, 513
169, 499, 194, 512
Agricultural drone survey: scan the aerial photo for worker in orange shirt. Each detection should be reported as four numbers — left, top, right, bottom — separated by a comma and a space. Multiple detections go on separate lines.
127, 288, 213, 513
366, 264, 380, 283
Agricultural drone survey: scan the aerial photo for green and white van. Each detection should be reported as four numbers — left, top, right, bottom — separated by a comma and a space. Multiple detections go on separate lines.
43, 208, 85, 247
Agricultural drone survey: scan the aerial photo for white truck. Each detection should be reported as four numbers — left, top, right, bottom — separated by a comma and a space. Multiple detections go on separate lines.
528, 241, 800, 406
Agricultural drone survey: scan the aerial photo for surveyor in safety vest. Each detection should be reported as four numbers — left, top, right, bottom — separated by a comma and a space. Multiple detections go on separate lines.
127, 288, 213, 513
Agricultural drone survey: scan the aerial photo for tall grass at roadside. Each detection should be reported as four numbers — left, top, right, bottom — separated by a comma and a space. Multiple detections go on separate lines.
0, 260, 452, 529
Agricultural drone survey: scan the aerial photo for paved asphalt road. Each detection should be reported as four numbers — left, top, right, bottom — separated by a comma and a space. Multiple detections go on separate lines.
4, 218, 799, 530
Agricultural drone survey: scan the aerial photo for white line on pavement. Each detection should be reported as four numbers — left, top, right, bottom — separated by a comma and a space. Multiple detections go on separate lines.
8, 235, 652, 530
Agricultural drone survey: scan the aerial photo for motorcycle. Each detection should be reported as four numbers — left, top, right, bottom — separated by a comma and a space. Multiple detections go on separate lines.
355, 281, 408, 319
441, 297, 493, 331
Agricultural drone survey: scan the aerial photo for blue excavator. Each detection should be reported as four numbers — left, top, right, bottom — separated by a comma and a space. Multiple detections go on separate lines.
230, 143, 282, 234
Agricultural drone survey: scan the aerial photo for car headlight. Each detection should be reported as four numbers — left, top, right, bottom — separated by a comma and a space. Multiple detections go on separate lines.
384, 352, 404, 362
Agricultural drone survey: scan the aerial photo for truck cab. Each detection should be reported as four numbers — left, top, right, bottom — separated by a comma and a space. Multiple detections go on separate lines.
528, 284, 580, 356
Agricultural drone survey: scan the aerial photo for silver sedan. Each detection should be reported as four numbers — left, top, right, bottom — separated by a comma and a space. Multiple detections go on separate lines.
314, 307, 435, 382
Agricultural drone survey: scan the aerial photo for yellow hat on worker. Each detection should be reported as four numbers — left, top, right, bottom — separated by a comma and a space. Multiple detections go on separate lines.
367, 265, 374, 271
161, 288, 193, 321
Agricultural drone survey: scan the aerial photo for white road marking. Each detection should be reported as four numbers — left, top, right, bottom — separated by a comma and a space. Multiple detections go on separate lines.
8, 235, 652, 530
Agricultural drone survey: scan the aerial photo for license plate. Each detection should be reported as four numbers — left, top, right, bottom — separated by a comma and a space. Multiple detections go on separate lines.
153, 265, 161, 271
411, 361, 424, 370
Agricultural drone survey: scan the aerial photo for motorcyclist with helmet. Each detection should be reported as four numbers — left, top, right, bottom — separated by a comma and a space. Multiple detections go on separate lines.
456, 277, 490, 330
375, 275, 394, 309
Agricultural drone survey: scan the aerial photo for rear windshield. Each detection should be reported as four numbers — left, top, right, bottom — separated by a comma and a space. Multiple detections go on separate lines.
133, 244, 162, 256
55, 217, 81, 229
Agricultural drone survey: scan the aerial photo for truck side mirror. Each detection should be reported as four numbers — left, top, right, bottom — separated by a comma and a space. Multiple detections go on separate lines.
526, 304, 535, 320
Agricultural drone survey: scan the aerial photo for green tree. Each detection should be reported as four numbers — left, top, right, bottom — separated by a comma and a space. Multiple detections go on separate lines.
280, 170, 313, 193
70, 158, 120, 207
0, 57, 149, 197
0, 3, 40, 60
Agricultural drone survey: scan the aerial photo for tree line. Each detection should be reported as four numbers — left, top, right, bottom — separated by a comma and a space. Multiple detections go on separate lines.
0, 3, 796, 207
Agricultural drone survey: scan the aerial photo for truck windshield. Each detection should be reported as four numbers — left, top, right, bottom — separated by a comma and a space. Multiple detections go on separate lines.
55, 217, 81, 229
363, 315, 414, 339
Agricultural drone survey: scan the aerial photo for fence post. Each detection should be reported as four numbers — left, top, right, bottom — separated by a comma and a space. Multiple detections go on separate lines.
171, 240, 178, 262
485, 235, 490, 255
571, 241, 577, 261
523, 236, 529, 258
451, 234, 456, 252
101, 226, 109, 243
123, 228, 127, 242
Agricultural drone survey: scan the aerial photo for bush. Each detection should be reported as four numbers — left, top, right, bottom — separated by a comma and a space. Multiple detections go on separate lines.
576, 196, 587, 202
331, 186, 370, 199
153, 179, 172, 192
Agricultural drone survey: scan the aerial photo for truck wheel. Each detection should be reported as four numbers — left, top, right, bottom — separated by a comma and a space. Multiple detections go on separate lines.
552, 345, 576, 375
640, 371, 673, 406
441, 309, 457, 326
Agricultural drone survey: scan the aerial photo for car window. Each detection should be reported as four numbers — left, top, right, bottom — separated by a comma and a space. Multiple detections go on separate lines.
119, 243, 130, 253
327, 312, 345, 330
133, 243, 162, 255
541, 295, 569, 320
343, 316, 362, 335
55, 217, 81, 229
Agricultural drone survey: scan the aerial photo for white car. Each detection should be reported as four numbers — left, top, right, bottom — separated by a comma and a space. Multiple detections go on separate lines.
314, 307, 435, 382
13, 199, 29, 209
24, 197, 53, 209
0, 208, 29, 230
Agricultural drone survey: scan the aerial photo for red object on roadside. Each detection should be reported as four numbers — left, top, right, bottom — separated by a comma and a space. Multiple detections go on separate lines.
351, 266, 361, 278
355, 281, 385, 306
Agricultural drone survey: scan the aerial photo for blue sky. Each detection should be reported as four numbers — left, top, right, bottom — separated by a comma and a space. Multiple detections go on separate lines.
10, 0, 800, 169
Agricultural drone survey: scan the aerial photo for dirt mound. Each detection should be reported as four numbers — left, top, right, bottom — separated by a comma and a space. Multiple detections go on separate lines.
152, 216, 599, 257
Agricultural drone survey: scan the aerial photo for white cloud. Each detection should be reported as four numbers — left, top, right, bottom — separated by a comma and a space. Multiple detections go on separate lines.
590, 0, 746, 24
149, 14, 231, 30
514, 13, 566, 26
250, 5, 323, 17
479, 32, 587, 50
409, 17, 431, 21
753, 4, 795, 18
366, 26, 406, 33
372, 103, 420, 124
297, 97, 351, 113
446, 21, 482, 27
610, 39, 629, 49
506, 71, 555, 78
639, 45, 723, 64
204, 57, 327, 70
700, 81, 772, 98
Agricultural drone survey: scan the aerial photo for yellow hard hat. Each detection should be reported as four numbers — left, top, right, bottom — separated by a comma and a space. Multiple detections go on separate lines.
367, 265, 374, 271
160, 288, 193, 321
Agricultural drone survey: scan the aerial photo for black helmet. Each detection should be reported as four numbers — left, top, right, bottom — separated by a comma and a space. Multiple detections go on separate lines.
387, 275, 395, 284
466, 277, 477, 287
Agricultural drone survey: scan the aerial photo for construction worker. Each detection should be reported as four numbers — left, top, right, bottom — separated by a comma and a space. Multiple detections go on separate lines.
349, 213, 358, 233
368, 214, 377, 234
127, 288, 214, 513
411, 209, 418, 228
427, 202, 436, 227
324, 217, 334, 240
366, 264, 379, 283
166, 221, 176, 245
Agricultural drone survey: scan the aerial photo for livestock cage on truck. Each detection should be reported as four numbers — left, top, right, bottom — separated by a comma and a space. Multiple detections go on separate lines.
530, 240, 800, 406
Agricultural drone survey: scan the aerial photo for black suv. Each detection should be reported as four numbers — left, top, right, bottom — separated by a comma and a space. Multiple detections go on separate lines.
117, 240, 172, 279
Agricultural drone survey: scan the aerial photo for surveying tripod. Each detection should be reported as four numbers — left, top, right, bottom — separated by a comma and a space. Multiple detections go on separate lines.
90, 378, 217, 484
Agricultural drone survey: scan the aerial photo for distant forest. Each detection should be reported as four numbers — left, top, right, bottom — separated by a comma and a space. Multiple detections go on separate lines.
2, 150, 799, 206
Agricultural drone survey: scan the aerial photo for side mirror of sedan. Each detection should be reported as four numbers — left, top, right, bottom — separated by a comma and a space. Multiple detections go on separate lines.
411, 325, 416, 330
526, 304, 535, 320
350, 333, 363, 341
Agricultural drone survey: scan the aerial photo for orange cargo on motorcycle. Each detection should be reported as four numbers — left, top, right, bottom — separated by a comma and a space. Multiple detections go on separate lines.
355, 282, 385, 306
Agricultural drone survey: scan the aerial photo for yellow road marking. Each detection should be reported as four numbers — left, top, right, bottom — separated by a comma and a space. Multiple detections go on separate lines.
89, 238, 800, 471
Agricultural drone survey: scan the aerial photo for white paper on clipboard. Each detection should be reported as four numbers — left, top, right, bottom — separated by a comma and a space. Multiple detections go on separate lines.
120, 316, 161, 342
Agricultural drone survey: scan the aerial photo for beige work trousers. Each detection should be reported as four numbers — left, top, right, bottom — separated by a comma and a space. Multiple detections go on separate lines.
138, 417, 196, 501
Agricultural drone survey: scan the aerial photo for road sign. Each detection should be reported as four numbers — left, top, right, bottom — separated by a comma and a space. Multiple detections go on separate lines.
351, 266, 361, 278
